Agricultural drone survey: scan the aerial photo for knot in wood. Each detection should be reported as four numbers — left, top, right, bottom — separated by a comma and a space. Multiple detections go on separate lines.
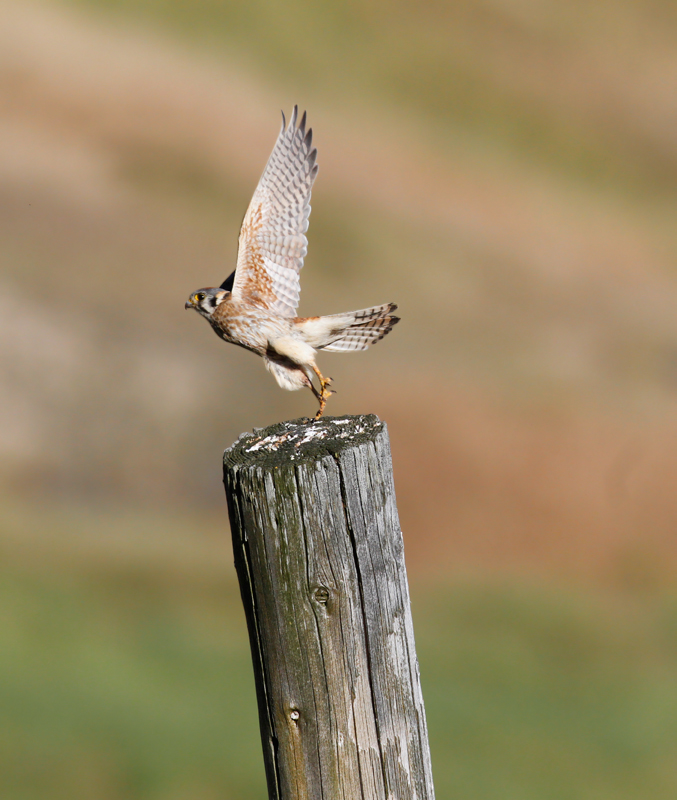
313, 586, 330, 605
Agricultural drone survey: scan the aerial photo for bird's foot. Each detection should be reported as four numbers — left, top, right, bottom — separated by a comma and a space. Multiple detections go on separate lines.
312, 369, 335, 419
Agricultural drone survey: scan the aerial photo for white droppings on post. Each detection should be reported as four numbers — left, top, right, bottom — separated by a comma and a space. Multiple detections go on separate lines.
244, 418, 369, 456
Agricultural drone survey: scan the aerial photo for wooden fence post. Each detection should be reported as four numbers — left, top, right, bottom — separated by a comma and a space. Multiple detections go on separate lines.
223, 414, 435, 800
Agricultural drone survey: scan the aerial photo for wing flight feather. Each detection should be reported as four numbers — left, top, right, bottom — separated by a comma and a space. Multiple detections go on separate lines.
231, 106, 318, 316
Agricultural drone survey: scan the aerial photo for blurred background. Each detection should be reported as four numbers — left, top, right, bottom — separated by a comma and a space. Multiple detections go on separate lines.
3, 0, 677, 796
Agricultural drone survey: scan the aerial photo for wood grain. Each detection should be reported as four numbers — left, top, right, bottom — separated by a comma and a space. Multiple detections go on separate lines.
224, 415, 434, 800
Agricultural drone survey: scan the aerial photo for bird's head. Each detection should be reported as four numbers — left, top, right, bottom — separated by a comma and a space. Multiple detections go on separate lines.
185, 288, 229, 318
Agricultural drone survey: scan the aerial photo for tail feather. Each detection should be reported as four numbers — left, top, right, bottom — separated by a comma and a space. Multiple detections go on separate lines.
295, 303, 399, 352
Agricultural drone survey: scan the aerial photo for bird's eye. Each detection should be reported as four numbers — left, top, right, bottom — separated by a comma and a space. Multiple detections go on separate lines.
196, 292, 205, 302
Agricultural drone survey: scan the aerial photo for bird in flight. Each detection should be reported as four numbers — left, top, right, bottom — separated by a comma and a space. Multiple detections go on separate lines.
185, 107, 399, 419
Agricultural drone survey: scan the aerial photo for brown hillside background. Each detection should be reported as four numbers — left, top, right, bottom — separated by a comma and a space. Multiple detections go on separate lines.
3, 0, 677, 586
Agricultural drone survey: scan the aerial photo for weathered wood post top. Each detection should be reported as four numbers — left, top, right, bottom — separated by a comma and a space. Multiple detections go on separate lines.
224, 414, 435, 800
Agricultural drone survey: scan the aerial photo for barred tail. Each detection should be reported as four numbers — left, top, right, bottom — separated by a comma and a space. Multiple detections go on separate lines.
295, 303, 400, 352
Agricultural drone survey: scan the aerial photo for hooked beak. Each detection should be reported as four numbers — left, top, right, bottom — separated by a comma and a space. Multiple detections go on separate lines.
185, 299, 194, 310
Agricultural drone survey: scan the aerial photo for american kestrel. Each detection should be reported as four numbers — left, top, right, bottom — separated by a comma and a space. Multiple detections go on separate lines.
185, 106, 399, 419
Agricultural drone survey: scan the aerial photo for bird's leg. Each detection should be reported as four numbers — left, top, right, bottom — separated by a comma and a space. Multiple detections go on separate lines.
311, 365, 334, 420
302, 368, 324, 418
307, 378, 322, 403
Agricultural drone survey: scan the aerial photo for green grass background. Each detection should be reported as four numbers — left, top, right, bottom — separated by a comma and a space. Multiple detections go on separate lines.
3, 502, 677, 799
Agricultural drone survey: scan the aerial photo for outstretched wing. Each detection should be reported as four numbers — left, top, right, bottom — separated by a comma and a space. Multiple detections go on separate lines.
231, 106, 318, 317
